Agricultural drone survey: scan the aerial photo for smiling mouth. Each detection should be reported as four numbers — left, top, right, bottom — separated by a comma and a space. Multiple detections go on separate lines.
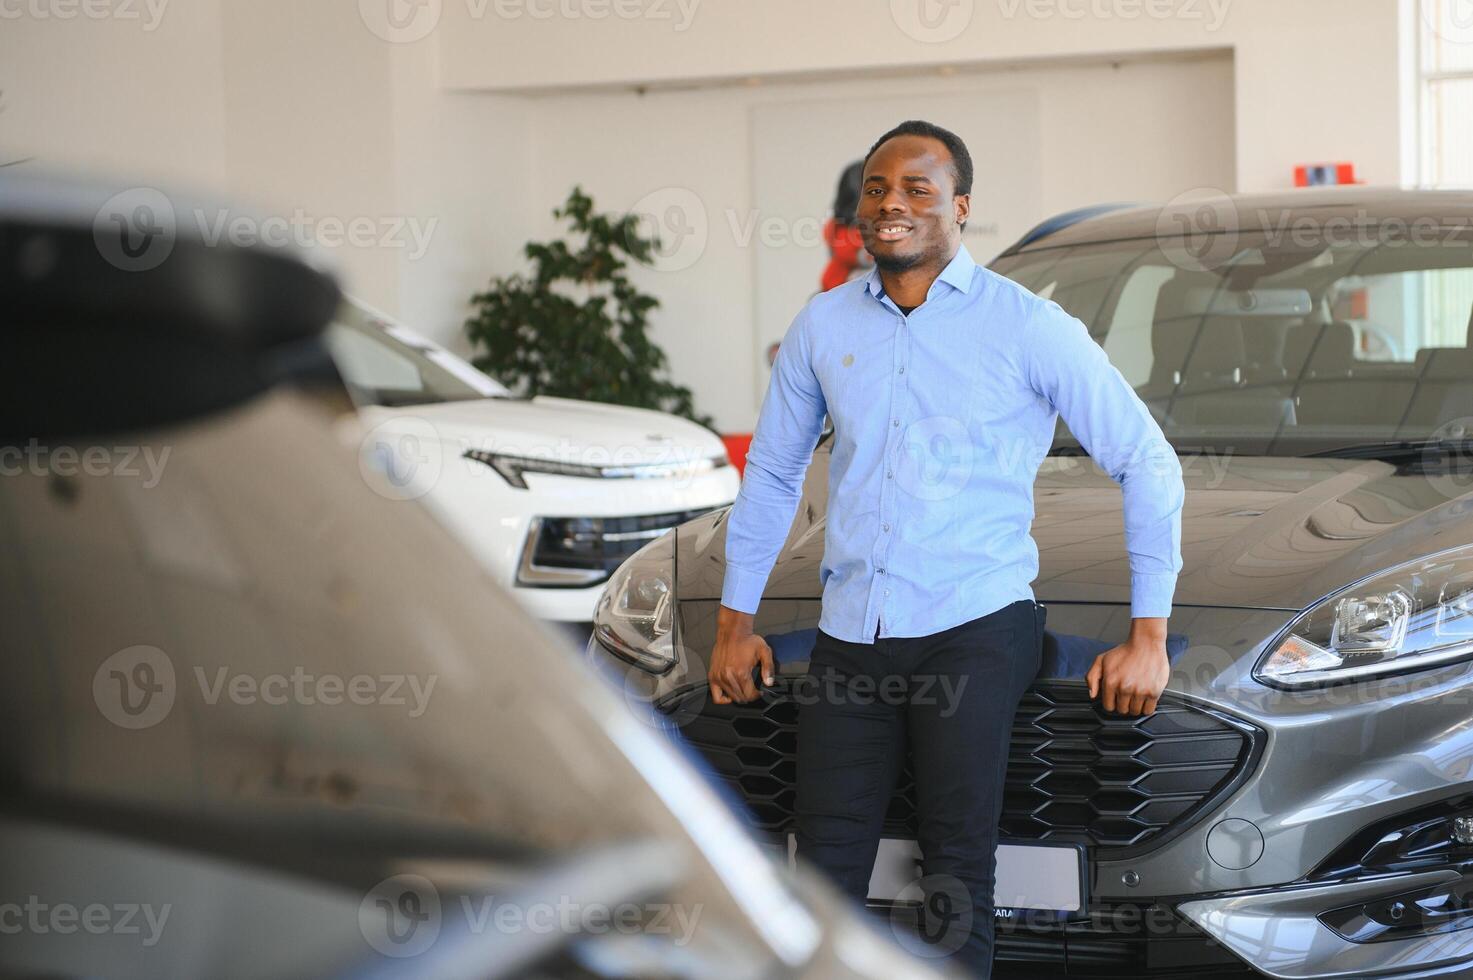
874, 222, 913, 243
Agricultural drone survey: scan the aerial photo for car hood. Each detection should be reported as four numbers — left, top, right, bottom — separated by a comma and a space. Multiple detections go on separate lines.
676, 452, 1473, 612
357, 394, 726, 466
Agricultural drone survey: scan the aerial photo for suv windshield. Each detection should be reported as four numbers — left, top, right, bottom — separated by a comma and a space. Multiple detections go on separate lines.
991, 229, 1473, 457
325, 303, 512, 407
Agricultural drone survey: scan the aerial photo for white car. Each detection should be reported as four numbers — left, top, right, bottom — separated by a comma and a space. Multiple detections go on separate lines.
325, 300, 739, 624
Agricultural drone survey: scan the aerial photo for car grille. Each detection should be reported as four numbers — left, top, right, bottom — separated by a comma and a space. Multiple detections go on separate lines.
889, 903, 1254, 976
519, 507, 716, 586
671, 680, 1257, 852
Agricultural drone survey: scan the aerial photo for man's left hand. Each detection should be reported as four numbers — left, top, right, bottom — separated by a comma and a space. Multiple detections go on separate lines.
1086, 617, 1170, 716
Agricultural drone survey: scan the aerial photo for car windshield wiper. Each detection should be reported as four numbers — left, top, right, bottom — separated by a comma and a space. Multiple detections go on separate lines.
1305, 438, 1473, 462
1048, 443, 1228, 457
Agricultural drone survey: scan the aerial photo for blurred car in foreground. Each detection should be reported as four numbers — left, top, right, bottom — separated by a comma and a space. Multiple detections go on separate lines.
325, 299, 738, 627
0, 173, 947, 979
590, 188, 1473, 978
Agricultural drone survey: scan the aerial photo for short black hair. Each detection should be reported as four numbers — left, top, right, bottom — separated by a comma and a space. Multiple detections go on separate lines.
862, 119, 973, 198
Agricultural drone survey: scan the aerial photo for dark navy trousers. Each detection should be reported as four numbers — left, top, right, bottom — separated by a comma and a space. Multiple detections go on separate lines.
794, 598, 1046, 976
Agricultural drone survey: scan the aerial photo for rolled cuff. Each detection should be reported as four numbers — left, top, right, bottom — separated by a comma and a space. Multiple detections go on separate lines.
1130, 572, 1178, 620
720, 564, 770, 615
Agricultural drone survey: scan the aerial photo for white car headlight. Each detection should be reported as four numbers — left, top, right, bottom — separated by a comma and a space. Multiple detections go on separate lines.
1254, 545, 1473, 688
593, 531, 677, 673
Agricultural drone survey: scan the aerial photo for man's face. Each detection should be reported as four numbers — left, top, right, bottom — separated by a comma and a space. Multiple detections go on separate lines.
856, 134, 969, 272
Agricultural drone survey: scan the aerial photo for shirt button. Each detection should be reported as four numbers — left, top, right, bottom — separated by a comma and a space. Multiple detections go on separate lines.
882, 523, 890, 532
898, 366, 905, 374
884, 589, 891, 597
886, 469, 893, 478
877, 568, 886, 575
892, 419, 899, 427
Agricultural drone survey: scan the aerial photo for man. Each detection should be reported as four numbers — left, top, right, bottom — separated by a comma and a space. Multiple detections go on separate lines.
708, 119, 1184, 975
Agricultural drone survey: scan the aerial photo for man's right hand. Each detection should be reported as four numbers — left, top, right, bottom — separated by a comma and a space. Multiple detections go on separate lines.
709, 605, 775, 704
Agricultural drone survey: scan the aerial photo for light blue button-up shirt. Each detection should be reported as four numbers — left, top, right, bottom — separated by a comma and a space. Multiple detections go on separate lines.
721, 244, 1184, 644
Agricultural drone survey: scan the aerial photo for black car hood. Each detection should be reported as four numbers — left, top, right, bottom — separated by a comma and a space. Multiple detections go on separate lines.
676, 451, 1473, 612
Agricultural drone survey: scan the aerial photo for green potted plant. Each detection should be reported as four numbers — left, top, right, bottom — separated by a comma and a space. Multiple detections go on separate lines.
465, 187, 713, 430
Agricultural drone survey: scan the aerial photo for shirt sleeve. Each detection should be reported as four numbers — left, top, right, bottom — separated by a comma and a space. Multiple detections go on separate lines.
1023, 298, 1185, 619
720, 305, 829, 614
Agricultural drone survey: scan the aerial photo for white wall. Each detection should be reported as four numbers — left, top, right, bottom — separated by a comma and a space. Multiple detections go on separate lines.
0, 0, 531, 343
0, 2, 228, 186
527, 52, 1236, 428
438, 0, 1406, 194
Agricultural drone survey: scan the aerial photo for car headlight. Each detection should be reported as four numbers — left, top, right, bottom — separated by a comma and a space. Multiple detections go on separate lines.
593, 531, 677, 673
1254, 545, 1473, 689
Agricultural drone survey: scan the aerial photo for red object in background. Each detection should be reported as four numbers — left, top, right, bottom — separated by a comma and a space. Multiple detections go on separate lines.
721, 433, 753, 478
821, 218, 867, 291
1295, 163, 1357, 187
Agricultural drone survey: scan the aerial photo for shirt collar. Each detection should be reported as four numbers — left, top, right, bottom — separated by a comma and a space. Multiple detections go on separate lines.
864, 243, 978, 302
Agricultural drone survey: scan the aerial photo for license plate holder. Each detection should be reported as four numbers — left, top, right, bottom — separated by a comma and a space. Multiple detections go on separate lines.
788, 835, 1088, 921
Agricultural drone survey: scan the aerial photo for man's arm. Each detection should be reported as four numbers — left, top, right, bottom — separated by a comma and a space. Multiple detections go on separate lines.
1024, 299, 1185, 716
712, 307, 828, 704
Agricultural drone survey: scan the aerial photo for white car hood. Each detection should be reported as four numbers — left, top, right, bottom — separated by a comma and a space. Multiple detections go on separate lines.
357, 394, 727, 467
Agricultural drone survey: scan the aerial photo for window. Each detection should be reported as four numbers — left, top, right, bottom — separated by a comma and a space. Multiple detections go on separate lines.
1421, 0, 1473, 188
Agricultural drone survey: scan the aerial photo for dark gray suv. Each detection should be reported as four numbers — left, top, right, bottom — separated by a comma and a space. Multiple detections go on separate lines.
590, 188, 1473, 978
